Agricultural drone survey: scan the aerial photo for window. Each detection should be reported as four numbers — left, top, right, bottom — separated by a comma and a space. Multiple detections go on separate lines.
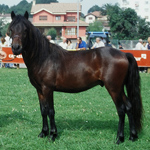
65, 28, 76, 35
145, 1, 148, 4
67, 16, 76, 22
56, 16, 61, 21
135, 1, 139, 7
88, 17, 93, 20
39, 16, 47, 20
122, 0, 129, 5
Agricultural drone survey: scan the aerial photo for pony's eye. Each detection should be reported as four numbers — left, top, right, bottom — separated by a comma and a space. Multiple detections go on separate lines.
23, 29, 27, 36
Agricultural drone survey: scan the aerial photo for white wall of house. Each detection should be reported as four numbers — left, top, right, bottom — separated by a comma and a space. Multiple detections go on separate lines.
0, 16, 11, 25
85, 15, 96, 24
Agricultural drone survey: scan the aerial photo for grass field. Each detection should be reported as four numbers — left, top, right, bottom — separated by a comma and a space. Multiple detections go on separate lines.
0, 68, 150, 150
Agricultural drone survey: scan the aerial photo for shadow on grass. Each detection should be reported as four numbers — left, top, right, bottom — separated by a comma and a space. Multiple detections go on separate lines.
56, 119, 120, 136
0, 112, 34, 128
56, 119, 144, 141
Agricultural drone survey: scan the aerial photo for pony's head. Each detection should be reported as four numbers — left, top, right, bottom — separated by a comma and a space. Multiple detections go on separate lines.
9, 11, 29, 55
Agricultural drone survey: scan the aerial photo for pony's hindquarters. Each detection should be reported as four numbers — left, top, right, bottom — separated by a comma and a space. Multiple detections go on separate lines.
125, 53, 143, 132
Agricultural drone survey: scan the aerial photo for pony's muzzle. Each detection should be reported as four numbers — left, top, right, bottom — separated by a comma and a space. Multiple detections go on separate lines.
12, 44, 21, 50
12, 44, 22, 55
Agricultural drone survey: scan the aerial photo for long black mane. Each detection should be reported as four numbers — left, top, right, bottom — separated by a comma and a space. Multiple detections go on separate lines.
9, 15, 68, 64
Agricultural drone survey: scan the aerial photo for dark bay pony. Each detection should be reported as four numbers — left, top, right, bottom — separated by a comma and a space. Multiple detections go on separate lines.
9, 11, 143, 144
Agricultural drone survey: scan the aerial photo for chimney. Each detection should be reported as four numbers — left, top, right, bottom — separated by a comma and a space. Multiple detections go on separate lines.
33, 0, 36, 6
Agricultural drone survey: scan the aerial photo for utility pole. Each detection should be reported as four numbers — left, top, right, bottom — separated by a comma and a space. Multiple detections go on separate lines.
77, 0, 79, 37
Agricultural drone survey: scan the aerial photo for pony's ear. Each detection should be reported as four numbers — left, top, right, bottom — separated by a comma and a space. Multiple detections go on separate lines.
11, 11, 16, 20
24, 11, 29, 20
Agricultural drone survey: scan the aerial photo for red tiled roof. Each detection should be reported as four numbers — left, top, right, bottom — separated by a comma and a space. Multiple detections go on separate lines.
84, 11, 102, 18
31, 3, 82, 15
92, 11, 101, 17
0, 14, 11, 17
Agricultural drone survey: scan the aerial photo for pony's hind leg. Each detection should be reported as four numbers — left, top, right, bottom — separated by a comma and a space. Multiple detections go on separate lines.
105, 84, 126, 144
116, 102, 126, 144
124, 97, 138, 141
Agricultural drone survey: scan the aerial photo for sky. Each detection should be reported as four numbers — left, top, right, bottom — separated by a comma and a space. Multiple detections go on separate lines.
0, 0, 118, 14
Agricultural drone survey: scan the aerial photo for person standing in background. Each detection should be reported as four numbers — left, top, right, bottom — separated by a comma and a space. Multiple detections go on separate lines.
147, 37, 150, 50
47, 35, 55, 44
5, 33, 12, 47
135, 39, 143, 50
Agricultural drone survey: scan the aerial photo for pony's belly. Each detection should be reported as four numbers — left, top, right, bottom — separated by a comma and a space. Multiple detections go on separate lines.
54, 80, 101, 93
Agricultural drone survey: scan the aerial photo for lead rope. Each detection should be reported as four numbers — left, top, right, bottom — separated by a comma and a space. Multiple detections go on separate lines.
1, 55, 17, 61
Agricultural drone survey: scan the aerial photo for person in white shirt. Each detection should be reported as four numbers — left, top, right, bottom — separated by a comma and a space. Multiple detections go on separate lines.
46, 35, 55, 44
142, 42, 147, 50
135, 39, 143, 50
59, 37, 67, 49
66, 39, 73, 50
91, 37, 105, 49
0, 37, 6, 50
5, 33, 12, 47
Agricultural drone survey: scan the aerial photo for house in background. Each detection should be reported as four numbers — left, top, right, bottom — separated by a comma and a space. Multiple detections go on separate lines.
31, 0, 88, 40
117, 0, 150, 22
0, 13, 11, 25
84, 11, 110, 31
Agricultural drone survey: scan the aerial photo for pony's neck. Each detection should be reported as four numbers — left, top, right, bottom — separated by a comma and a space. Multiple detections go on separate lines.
23, 27, 50, 66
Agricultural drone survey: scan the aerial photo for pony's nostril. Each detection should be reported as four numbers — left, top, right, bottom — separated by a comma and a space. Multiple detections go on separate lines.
12, 44, 20, 50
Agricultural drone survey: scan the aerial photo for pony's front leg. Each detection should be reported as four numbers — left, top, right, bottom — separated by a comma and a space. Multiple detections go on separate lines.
37, 92, 49, 138
48, 91, 57, 141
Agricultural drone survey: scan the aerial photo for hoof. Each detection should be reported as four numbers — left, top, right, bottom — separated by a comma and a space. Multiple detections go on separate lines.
129, 134, 138, 142
116, 136, 124, 144
49, 131, 57, 142
38, 130, 49, 138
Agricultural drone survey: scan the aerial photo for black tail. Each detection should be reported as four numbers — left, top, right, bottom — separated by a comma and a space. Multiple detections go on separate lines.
125, 53, 143, 131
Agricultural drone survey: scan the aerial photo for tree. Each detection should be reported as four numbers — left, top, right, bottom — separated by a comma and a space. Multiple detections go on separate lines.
47, 28, 57, 40
106, 4, 138, 40
0, 4, 9, 14
87, 5, 100, 14
137, 17, 150, 40
1, 23, 10, 36
36, 0, 58, 4
8, 0, 32, 15
86, 20, 104, 32
87, 4, 107, 16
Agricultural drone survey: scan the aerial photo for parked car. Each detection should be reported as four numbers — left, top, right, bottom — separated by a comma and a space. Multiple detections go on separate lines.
86, 31, 110, 49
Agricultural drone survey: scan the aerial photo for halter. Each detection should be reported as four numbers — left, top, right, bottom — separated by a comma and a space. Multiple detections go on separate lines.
12, 34, 21, 41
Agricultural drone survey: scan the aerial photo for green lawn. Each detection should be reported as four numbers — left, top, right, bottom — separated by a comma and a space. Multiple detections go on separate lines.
0, 68, 150, 150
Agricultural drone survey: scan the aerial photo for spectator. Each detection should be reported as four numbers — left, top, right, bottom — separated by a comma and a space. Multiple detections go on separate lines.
0, 37, 6, 49
75, 37, 86, 50
66, 39, 73, 50
118, 42, 123, 49
59, 37, 67, 49
47, 35, 55, 44
147, 37, 150, 50
135, 39, 143, 50
101, 37, 106, 45
5, 33, 12, 47
91, 37, 105, 49
142, 42, 147, 50
0, 37, 9, 68
106, 41, 112, 47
